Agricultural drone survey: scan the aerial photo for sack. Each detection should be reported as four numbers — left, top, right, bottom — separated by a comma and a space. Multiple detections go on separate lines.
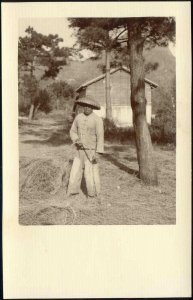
67, 156, 83, 195
84, 160, 100, 197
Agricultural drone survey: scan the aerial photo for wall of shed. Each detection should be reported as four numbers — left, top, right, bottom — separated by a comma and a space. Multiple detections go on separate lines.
94, 105, 151, 127
86, 70, 131, 106
80, 69, 152, 126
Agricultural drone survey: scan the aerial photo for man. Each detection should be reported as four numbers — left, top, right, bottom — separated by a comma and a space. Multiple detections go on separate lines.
67, 95, 104, 198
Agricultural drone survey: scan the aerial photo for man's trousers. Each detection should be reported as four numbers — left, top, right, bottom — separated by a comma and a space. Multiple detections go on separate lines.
67, 149, 100, 197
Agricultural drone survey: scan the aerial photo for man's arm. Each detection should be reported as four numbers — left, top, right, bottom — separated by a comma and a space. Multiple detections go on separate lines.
96, 117, 104, 153
70, 117, 79, 144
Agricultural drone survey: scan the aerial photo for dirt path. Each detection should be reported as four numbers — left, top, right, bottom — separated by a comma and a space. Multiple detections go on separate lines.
19, 117, 176, 225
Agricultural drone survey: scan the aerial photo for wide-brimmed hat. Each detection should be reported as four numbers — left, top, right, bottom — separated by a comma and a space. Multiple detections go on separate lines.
75, 95, 100, 110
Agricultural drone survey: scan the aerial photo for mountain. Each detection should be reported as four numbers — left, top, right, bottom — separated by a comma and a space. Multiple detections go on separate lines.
56, 58, 102, 89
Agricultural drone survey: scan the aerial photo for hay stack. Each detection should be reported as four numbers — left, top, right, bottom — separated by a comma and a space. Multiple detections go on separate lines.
20, 156, 72, 199
19, 205, 76, 225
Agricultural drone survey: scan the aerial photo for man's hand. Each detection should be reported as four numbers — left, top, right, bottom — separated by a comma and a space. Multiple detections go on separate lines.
75, 140, 83, 149
92, 152, 102, 163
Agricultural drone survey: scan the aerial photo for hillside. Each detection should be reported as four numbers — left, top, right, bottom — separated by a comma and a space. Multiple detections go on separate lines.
58, 46, 175, 90
32, 46, 175, 114
144, 46, 176, 112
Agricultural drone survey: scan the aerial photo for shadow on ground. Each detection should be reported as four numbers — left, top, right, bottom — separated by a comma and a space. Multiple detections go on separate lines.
103, 153, 139, 176
21, 125, 71, 146
22, 132, 71, 146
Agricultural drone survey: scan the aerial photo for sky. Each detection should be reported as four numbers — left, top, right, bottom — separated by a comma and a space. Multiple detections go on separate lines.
19, 18, 176, 57
19, 18, 95, 60
19, 18, 76, 47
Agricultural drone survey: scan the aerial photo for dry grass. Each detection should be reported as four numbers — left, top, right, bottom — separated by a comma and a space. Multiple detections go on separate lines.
19, 113, 176, 225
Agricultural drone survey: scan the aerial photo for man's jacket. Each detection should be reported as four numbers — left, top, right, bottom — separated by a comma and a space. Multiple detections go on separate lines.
70, 112, 104, 153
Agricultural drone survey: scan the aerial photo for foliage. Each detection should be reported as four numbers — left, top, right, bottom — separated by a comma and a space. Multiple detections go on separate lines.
103, 118, 135, 144
117, 17, 176, 47
69, 17, 175, 67
46, 81, 75, 109
18, 26, 69, 79
19, 75, 75, 115
48, 81, 74, 99
97, 47, 129, 73
104, 115, 175, 145
34, 89, 52, 114
19, 75, 52, 115
19, 74, 39, 113
97, 49, 159, 74
150, 95, 176, 144
19, 90, 31, 114
18, 26, 71, 119
21, 74, 39, 100
68, 18, 126, 51
68, 18, 129, 74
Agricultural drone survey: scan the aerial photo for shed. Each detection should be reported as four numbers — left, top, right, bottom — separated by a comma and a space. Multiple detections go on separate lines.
75, 66, 158, 127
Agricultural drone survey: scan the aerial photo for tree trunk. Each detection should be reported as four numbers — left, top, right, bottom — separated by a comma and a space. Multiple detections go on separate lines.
129, 37, 158, 185
28, 63, 35, 120
56, 98, 60, 110
105, 49, 112, 120
33, 103, 41, 119
28, 103, 35, 120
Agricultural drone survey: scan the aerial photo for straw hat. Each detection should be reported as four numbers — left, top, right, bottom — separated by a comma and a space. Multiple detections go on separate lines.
75, 95, 101, 110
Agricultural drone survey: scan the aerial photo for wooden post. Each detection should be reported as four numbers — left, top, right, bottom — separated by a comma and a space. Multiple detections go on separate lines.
105, 49, 112, 120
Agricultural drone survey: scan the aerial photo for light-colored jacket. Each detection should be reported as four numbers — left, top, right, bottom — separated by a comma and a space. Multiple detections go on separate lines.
70, 112, 104, 153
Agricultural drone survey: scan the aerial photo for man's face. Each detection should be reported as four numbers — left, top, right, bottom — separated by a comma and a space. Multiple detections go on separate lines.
83, 105, 93, 116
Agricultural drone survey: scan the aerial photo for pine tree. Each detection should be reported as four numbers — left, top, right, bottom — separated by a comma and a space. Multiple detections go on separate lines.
117, 17, 175, 185
18, 26, 70, 119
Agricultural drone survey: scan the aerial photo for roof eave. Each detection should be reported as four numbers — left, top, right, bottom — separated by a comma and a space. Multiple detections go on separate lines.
122, 66, 158, 88
76, 65, 158, 91
145, 80, 159, 88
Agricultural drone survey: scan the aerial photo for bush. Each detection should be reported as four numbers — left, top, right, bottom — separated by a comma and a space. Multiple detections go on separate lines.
34, 89, 52, 114
18, 92, 31, 115
18, 74, 39, 115
103, 119, 135, 144
103, 111, 176, 145
18, 76, 75, 116
150, 100, 176, 144
47, 81, 75, 110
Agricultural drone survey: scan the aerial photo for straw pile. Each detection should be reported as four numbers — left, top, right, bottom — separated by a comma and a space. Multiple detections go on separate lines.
19, 156, 76, 225
19, 205, 76, 225
20, 156, 72, 200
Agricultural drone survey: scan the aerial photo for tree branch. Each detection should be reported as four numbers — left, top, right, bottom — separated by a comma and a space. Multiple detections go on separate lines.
113, 28, 127, 41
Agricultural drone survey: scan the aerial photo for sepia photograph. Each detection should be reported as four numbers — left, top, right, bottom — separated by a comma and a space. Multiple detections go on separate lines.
18, 17, 176, 225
